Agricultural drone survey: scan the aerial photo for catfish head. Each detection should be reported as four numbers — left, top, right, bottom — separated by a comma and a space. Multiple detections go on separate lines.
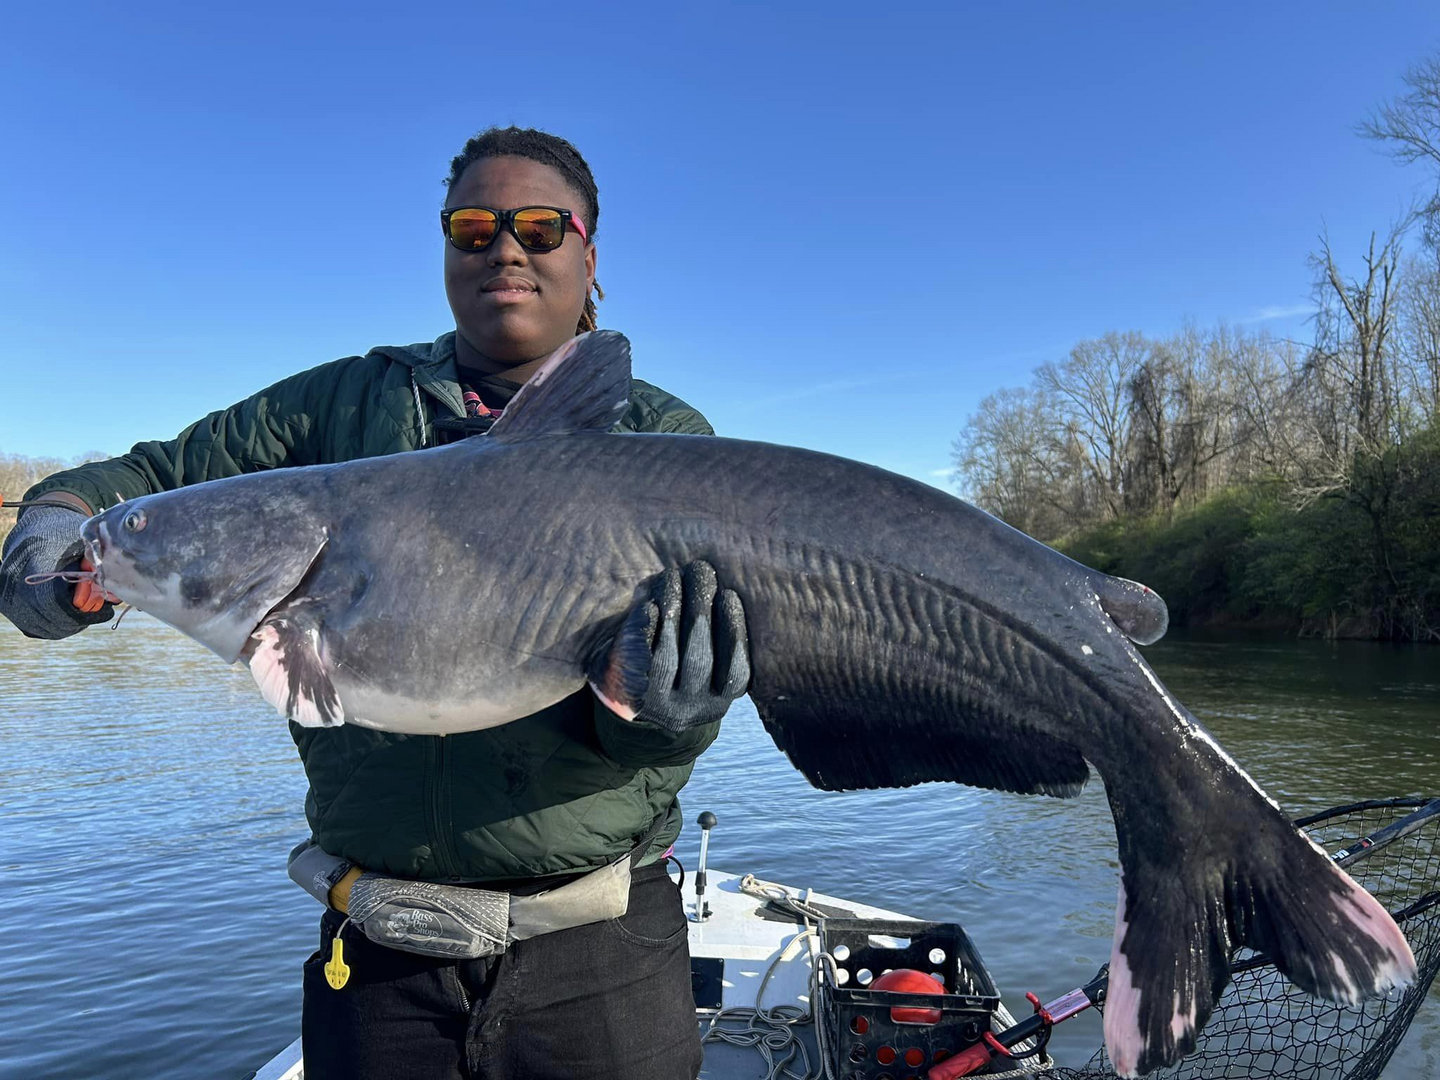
79, 475, 329, 663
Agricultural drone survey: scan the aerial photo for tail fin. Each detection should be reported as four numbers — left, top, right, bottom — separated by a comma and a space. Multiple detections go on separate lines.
1102, 778, 1416, 1077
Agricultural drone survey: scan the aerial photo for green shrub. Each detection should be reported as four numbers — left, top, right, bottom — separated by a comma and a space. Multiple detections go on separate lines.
1054, 461, 1440, 639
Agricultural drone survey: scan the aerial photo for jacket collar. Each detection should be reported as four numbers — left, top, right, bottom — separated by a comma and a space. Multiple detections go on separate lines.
370, 332, 465, 419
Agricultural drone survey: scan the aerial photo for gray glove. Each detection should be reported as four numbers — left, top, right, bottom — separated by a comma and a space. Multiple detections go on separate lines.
0, 505, 111, 639
590, 561, 750, 731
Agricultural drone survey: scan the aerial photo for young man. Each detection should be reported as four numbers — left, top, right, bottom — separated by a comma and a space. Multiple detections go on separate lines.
0, 127, 744, 1080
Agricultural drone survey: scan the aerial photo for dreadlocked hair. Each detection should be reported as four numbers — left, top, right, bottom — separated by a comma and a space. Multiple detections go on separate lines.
446, 126, 604, 333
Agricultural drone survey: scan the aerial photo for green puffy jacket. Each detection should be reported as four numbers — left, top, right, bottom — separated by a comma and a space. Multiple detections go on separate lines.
29, 332, 722, 882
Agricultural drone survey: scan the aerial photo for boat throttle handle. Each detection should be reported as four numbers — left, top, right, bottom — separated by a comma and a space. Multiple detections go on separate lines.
695, 810, 717, 921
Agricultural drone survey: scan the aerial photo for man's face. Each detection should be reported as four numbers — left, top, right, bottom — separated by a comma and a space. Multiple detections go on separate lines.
444, 156, 596, 365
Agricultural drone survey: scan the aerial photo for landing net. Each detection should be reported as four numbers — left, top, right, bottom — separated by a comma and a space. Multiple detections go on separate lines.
1027, 796, 1440, 1080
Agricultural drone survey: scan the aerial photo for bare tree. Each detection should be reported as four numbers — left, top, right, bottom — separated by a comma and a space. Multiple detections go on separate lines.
1289, 227, 1427, 636
1223, 329, 1308, 482
1035, 331, 1152, 521
1393, 249, 1440, 423
0, 453, 79, 546
1124, 326, 1254, 515
1295, 227, 1404, 503
952, 386, 1080, 539
0, 450, 114, 545
1360, 55, 1440, 244
955, 327, 1282, 537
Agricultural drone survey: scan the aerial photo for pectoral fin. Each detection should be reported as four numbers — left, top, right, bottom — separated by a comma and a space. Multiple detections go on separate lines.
247, 618, 345, 728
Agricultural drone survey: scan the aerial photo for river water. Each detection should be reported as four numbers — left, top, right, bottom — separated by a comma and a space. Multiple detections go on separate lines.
0, 618, 1435, 1079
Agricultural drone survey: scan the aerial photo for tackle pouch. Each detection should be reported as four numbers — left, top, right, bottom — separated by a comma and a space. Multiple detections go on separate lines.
345, 876, 510, 959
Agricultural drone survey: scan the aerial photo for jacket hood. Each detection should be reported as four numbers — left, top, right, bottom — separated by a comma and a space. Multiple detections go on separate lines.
369, 332, 464, 425
367, 331, 458, 372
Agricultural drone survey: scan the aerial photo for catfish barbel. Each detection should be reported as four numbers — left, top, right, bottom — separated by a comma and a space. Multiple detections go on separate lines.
76, 331, 1415, 1076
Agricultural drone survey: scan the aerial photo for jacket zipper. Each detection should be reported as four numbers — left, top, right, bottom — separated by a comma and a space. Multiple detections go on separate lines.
427, 736, 462, 880
414, 371, 465, 880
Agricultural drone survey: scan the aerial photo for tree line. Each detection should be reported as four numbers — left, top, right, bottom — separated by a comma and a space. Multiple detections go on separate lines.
953, 57, 1440, 641
0, 453, 107, 547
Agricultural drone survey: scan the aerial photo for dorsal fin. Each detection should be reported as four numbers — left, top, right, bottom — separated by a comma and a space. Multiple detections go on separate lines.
1094, 573, 1169, 645
486, 331, 633, 443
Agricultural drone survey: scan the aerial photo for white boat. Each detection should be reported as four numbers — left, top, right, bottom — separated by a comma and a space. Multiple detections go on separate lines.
248, 865, 1042, 1080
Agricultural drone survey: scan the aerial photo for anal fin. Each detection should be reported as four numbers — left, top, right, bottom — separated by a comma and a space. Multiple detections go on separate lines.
752, 690, 1090, 797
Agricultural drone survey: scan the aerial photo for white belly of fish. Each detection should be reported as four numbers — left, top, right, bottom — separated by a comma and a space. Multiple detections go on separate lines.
245, 621, 576, 735
337, 677, 574, 735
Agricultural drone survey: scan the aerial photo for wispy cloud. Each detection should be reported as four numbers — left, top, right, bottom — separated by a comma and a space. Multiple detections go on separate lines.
1240, 302, 1313, 324
928, 466, 959, 478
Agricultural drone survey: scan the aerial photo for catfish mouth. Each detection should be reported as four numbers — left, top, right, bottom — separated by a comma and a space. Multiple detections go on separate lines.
82, 529, 109, 590
44, 517, 122, 598
73, 515, 172, 613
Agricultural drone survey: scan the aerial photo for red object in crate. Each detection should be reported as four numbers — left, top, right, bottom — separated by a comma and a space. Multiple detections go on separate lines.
871, 968, 945, 1024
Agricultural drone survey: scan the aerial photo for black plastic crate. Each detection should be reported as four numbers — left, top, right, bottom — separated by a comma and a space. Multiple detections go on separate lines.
818, 918, 1000, 1079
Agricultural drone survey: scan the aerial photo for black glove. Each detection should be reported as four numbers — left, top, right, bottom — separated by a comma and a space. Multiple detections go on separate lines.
0, 505, 112, 639
589, 561, 750, 731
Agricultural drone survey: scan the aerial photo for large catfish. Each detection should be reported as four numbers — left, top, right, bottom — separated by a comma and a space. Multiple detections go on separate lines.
77, 332, 1414, 1075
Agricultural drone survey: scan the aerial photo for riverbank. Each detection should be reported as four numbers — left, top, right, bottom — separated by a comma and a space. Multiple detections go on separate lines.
1058, 476, 1440, 642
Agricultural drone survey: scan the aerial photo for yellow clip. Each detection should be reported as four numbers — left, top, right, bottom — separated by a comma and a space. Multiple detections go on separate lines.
324, 933, 351, 990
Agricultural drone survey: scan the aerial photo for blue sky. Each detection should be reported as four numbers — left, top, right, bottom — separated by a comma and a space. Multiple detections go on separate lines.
2, 2, 1438, 490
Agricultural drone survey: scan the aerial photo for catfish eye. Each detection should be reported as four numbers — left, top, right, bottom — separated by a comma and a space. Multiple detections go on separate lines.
123, 510, 147, 533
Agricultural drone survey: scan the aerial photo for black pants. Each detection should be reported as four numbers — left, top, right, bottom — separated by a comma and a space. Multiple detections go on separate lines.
301, 861, 702, 1080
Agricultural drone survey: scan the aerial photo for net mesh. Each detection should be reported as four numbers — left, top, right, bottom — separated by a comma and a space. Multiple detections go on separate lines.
1021, 797, 1440, 1080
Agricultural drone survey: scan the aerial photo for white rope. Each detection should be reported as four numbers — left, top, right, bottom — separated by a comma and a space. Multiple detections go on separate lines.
410, 374, 428, 448
700, 927, 823, 1080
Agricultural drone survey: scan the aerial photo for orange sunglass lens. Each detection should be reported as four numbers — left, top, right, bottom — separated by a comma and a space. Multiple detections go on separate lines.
512, 208, 565, 249
447, 209, 498, 250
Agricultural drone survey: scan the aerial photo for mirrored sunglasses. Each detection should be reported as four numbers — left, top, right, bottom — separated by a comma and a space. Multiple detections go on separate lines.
440, 206, 588, 253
